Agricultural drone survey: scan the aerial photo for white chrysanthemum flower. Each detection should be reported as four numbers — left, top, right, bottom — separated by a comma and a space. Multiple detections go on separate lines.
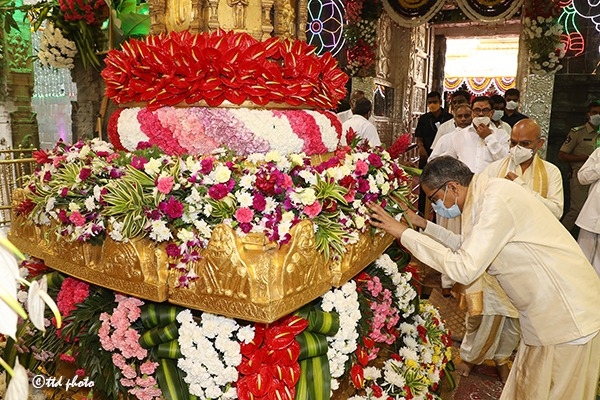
38, 22, 77, 69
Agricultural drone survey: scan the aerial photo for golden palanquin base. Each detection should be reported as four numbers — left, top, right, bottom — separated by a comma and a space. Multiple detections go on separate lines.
9, 190, 393, 323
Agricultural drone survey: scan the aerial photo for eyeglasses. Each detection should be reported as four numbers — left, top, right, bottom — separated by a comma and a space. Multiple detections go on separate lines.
472, 108, 491, 115
428, 181, 451, 204
510, 138, 540, 147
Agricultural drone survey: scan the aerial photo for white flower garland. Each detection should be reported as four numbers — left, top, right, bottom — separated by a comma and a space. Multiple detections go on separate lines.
37, 22, 77, 69
176, 310, 254, 399
320, 280, 361, 391
374, 254, 417, 318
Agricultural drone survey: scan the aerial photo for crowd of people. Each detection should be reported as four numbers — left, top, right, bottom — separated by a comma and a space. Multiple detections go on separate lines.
337, 88, 600, 399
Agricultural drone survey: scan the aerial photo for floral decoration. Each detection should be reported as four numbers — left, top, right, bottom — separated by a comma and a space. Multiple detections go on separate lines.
1, 250, 452, 400
522, 0, 566, 74
20, 138, 414, 284
176, 310, 254, 399
108, 106, 343, 156
343, 0, 382, 77
37, 22, 78, 69
98, 295, 162, 399
101, 30, 349, 109
31, 0, 109, 69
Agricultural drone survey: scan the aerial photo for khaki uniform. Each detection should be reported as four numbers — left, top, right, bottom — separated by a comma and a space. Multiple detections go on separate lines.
560, 122, 598, 231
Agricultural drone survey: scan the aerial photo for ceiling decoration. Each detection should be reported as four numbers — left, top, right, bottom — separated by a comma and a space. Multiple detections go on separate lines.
455, 0, 524, 22
383, 0, 524, 26
382, 0, 446, 27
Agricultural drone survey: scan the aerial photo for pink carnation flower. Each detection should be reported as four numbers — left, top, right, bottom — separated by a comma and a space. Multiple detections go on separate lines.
69, 211, 86, 226
156, 176, 175, 194
235, 207, 254, 223
304, 201, 323, 218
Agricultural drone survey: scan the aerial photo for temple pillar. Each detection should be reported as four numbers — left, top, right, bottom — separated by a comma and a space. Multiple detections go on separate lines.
2, 2, 38, 148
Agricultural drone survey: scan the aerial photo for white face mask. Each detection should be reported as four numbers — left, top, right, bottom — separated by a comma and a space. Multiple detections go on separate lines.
472, 116, 490, 127
506, 100, 518, 110
510, 145, 534, 165
492, 110, 504, 121
589, 114, 600, 127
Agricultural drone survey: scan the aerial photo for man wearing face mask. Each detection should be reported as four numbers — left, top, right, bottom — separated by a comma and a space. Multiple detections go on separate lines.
429, 96, 510, 172
415, 91, 453, 167
490, 95, 512, 135
367, 156, 600, 400
501, 88, 528, 128
559, 100, 600, 235
428, 96, 509, 296
414, 91, 453, 214
451, 119, 564, 382
431, 91, 472, 151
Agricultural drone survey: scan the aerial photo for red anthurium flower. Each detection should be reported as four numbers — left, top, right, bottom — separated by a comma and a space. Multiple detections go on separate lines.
356, 345, 369, 367
236, 378, 258, 400
238, 349, 267, 375
363, 336, 375, 349
281, 315, 309, 335
267, 341, 300, 366
350, 364, 365, 389
268, 379, 294, 400
265, 327, 296, 350
246, 366, 272, 397
281, 364, 301, 387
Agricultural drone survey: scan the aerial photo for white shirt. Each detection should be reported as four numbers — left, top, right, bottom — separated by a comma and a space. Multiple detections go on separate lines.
576, 147, 600, 233
402, 174, 600, 346
341, 115, 381, 146
492, 120, 512, 134
484, 156, 564, 219
430, 119, 458, 150
337, 109, 353, 124
429, 124, 510, 173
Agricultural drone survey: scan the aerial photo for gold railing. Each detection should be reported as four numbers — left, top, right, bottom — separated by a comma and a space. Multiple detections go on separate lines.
0, 148, 36, 226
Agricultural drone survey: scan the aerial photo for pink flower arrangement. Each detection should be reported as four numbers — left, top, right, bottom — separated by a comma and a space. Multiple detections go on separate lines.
108, 106, 341, 156
98, 295, 162, 400
56, 277, 91, 318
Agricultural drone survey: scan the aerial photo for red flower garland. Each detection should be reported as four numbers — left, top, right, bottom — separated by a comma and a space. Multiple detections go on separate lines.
102, 30, 348, 110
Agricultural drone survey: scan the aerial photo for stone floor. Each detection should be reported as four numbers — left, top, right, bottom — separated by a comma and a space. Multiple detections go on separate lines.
420, 265, 505, 400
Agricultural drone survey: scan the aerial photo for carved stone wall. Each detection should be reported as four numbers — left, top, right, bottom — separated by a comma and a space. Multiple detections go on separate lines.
148, 0, 292, 40
521, 73, 555, 159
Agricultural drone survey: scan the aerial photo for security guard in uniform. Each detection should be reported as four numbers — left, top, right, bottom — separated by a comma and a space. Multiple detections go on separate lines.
559, 100, 600, 233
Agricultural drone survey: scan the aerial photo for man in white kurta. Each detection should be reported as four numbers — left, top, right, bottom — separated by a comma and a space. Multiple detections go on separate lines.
341, 98, 381, 146
576, 146, 600, 276
428, 97, 510, 294
367, 156, 600, 400
430, 103, 473, 151
457, 119, 564, 381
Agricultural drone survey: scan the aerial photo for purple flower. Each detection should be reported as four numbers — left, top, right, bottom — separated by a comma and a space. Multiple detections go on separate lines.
79, 168, 92, 181
357, 178, 370, 193
159, 196, 184, 219
208, 184, 229, 200
367, 153, 383, 168
239, 222, 253, 233
200, 158, 214, 175
252, 193, 266, 212
131, 156, 148, 170
165, 243, 181, 257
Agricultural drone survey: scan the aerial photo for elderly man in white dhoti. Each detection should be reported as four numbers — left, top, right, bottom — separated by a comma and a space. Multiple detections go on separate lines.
455, 119, 564, 382
367, 156, 600, 400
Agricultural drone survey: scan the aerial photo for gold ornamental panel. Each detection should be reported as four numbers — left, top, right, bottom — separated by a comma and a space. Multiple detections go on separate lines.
9, 190, 394, 323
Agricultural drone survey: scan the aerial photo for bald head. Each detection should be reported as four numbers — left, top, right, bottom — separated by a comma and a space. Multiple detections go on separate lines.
510, 119, 544, 151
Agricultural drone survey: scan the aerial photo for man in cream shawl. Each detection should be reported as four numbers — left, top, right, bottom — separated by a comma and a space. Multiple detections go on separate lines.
457, 119, 564, 382
367, 156, 600, 400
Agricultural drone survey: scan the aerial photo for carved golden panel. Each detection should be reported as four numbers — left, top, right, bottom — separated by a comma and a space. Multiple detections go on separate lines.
9, 189, 393, 323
